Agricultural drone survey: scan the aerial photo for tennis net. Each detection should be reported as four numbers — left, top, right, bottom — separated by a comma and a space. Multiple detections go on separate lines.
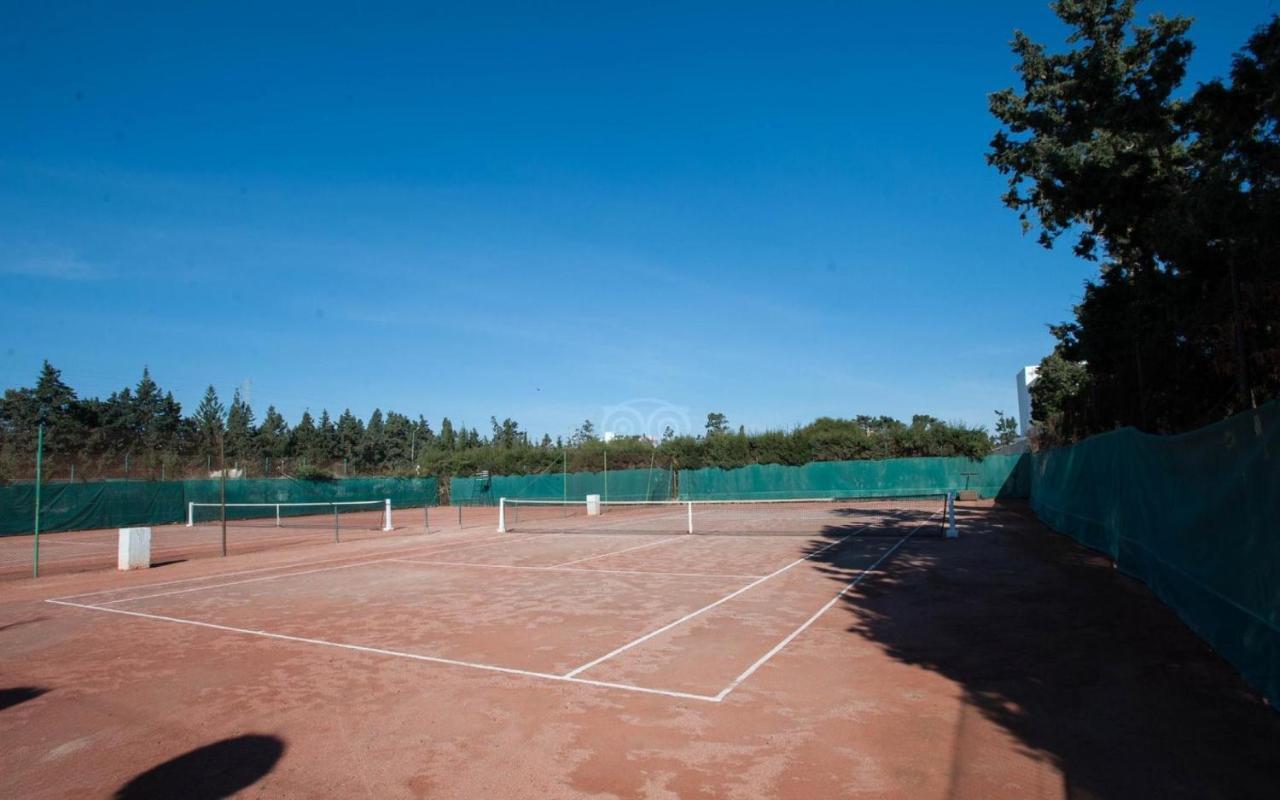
498, 494, 956, 537
187, 499, 393, 532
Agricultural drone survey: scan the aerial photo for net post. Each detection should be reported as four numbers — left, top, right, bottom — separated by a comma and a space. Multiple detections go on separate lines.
383, 499, 393, 531
186, 501, 194, 527
497, 498, 506, 533
945, 491, 959, 539
275, 504, 281, 528
687, 501, 693, 534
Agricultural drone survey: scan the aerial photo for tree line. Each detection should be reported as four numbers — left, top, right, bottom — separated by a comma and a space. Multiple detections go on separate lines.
0, 362, 998, 483
990, 1, 1279, 444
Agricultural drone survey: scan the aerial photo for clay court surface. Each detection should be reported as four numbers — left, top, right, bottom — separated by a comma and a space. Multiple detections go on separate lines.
2, 503, 1278, 798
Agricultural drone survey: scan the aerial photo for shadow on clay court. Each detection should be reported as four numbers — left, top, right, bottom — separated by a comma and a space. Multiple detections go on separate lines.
0, 686, 48, 712
114, 734, 285, 800
804, 501, 1280, 800
0, 616, 48, 633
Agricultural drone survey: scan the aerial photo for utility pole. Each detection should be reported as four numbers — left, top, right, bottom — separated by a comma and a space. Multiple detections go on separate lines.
33, 422, 44, 578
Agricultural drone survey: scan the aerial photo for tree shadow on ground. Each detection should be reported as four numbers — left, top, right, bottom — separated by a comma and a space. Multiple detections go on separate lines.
114, 734, 285, 800
806, 502, 1280, 799
0, 686, 48, 712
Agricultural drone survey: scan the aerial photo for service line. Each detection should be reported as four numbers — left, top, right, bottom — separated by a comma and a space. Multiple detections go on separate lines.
44, 598, 721, 703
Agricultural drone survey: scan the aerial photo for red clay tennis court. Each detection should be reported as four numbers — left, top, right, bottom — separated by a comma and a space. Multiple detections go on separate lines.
2, 500, 1278, 798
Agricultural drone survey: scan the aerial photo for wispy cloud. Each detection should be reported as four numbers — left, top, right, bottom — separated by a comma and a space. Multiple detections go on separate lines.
2, 253, 104, 281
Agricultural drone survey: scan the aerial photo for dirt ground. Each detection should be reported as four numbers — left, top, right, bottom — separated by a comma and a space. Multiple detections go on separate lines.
1, 502, 1277, 799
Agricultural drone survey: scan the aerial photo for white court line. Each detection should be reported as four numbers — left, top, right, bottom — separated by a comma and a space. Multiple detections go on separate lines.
44, 598, 720, 703
50, 531, 518, 601
95, 533, 555, 605
562, 521, 877, 678
390, 558, 765, 580
714, 513, 939, 701
550, 535, 690, 568
99, 558, 401, 605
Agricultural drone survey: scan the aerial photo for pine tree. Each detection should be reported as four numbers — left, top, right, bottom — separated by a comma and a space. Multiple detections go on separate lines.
360, 410, 386, 469
225, 389, 255, 466
292, 410, 317, 464
335, 409, 364, 467
316, 410, 338, 463
194, 386, 225, 456
256, 406, 291, 462
383, 412, 413, 466
438, 417, 456, 450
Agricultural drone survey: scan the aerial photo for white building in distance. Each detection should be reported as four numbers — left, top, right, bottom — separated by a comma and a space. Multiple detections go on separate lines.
1017, 365, 1039, 436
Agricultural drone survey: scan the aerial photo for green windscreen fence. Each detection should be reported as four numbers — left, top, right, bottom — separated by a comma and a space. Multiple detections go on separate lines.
0, 481, 186, 536
0, 477, 437, 536
451, 467, 673, 504
678, 454, 1030, 500
1031, 402, 1279, 707
182, 477, 437, 510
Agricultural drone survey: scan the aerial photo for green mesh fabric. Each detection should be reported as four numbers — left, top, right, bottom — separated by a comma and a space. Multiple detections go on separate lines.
182, 477, 437, 511
1031, 401, 1279, 707
678, 455, 1030, 500
0, 481, 186, 536
0, 477, 437, 536
451, 467, 673, 504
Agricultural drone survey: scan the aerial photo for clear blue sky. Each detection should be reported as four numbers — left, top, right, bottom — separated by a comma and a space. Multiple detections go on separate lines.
1, 2, 1273, 439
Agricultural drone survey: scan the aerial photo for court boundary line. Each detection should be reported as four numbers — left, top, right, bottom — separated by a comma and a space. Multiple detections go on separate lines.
549, 535, 691, 567
87, 532, 568, 606
43, 597, 721, 703
561, 520, 881, 678
713, 513, 939, 701
389, 558, 765, 580
47, 531, 520, 601
97, 558, 402, 605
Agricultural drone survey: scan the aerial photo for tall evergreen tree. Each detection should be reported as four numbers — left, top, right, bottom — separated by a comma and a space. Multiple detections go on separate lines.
335, 409, 364, 465
194, 386, 225, 456
225, 389, 255, 466
438, 417, 456, 450
256, 405, 291, 462
360, 410, 386, 469
292, 410, 318, 464
988, 2, 1280, 437
383, 411, 413, 466
316, 409, 338, 463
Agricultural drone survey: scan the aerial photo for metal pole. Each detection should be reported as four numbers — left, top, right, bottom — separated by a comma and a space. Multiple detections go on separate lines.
603, 448, 608, 504
457, 502, 462, 529
562, 447, 567, 505
219, 436, 228, 557
334, 504, 340, 542
33, 423, 44, 578
424, 504, 429, 533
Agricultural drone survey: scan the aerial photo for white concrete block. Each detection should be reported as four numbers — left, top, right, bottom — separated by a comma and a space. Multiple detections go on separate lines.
118, 527, 152, 570
586, 494, 601, 516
